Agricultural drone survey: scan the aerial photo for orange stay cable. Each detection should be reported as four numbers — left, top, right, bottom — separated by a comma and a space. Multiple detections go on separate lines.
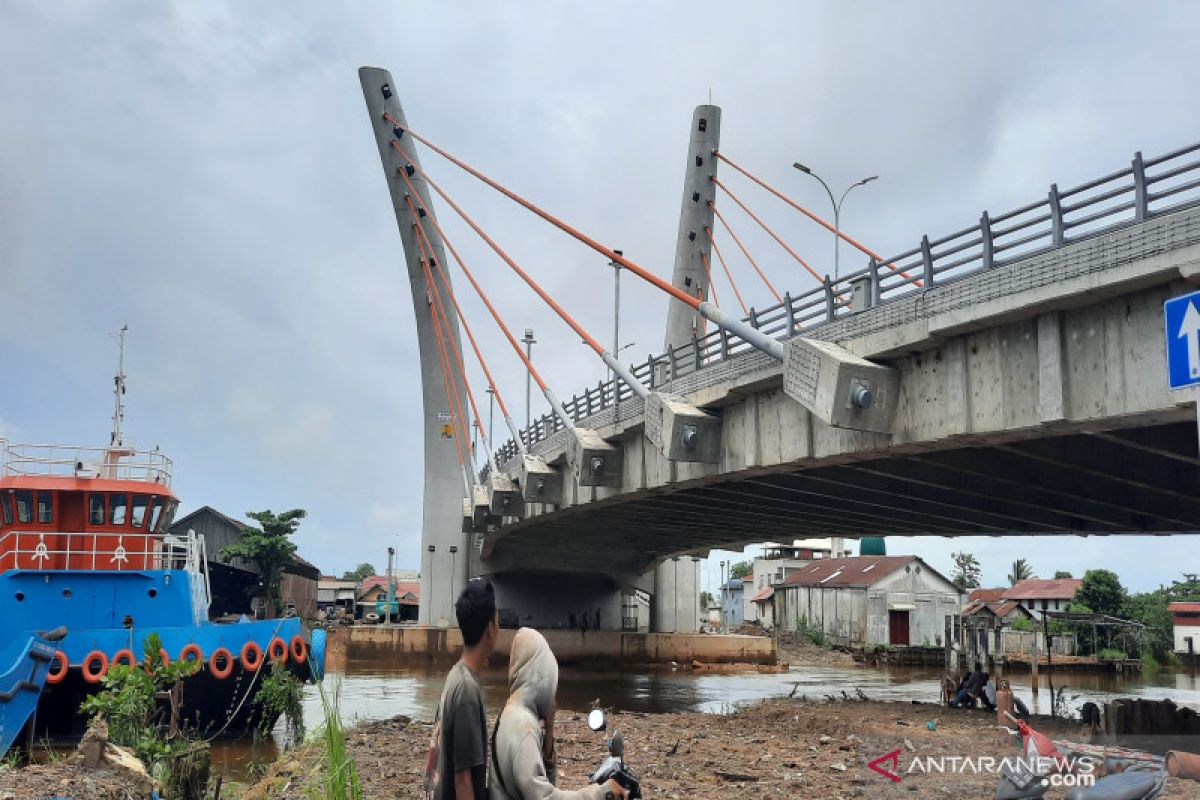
390, 139, 609, 358
712, 175, 824, 284
710, 202, 782, 302
703, 227, 749, 315
714, 151, 921, 286
410, 205, 513, 421
385, 119, 702, 311
406, 195, 492, 443
698, 252, 720, 309
393, 161, 549, 393
426, 278, 469, 472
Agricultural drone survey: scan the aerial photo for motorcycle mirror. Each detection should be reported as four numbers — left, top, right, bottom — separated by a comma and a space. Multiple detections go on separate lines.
587, 708, 607, 732
610, 729, 624, 758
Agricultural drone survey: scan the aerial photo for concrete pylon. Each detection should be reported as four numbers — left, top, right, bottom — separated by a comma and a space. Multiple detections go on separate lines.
663, 105, 721, 352
359, 67, 467, 627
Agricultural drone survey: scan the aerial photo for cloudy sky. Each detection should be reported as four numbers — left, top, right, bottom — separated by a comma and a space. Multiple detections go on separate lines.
3, 1, 1199, 594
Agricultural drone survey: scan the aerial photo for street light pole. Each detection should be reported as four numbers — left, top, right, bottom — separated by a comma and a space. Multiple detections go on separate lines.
522, 328, 536, 430
486, 386, 495, 449
611, 250, 622, 409
792, 163, 878, 280
426, 544, 436, 625
448, 545, 458, 616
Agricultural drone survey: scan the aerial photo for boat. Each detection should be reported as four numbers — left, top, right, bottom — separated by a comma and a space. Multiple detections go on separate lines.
0, 331, 325, 742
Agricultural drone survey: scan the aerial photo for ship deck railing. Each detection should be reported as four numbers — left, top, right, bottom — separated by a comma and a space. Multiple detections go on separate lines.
0, 529, 203, 574
0, 441, 172, 487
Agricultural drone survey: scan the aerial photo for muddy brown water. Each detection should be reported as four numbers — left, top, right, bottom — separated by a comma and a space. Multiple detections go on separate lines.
207, 649, 1200, 782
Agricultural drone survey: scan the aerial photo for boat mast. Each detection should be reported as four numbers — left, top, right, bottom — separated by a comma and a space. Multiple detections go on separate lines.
111, 324, 128, 447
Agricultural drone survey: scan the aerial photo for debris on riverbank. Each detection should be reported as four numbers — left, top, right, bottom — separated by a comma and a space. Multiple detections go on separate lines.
241, 696, 1198, 799
0, 719, 158, 800
775, 631, 856, 667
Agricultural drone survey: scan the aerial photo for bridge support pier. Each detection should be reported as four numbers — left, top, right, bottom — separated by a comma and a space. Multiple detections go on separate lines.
651, 556, 701, 633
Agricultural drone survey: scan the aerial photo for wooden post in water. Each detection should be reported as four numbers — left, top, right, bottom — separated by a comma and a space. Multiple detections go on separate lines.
1042, 602, 1055, 717
1031, 627, 1040, 703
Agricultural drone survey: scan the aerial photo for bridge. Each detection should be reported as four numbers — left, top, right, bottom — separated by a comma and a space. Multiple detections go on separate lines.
358, 67, 1200, 631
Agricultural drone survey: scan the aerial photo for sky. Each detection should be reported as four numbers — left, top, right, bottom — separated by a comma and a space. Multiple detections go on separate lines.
3, 1, 1200, 595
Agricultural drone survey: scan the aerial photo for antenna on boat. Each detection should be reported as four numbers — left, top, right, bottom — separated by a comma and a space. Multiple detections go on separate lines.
110, 324, 128, 447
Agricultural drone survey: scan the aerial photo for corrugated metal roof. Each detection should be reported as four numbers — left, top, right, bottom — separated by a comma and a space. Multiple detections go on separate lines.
1003, 578, 1082, 601
968, 588, 1007, 603
1168, 602, 1200, 614
749, 587, 774, 603
777, 556, 918, 588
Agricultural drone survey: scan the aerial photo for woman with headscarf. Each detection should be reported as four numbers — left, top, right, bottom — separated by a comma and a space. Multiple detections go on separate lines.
491, 628, 626, 800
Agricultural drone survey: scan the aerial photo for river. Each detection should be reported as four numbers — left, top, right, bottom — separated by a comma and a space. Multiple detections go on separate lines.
208, 650, 1200, 781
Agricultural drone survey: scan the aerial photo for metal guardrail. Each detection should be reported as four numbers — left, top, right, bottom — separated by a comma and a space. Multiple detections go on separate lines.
2, 441, 173, 486
495, 141, 1200, 463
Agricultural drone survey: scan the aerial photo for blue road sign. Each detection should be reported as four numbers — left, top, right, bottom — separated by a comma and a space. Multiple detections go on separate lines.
1165, 289, 1200, 390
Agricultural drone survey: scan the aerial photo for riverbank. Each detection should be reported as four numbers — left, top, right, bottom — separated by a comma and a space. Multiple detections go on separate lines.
233, 697, 1198, 799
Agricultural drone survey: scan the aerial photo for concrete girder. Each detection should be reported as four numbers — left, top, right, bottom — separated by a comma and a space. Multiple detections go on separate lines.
902, 451, 1176, 531
570, 427, 623, 487
518, 454, 564, 503
782, 337, 899, 433
644, 392, 722, 462
488, 472, 524, 518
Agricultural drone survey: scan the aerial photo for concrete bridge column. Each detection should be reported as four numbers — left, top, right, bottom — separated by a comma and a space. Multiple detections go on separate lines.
663, 105, 721, 352
359, 67, 467, 627
652, 556, 701, 633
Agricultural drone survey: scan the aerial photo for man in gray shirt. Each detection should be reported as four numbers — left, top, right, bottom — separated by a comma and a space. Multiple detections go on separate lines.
428, 578, 499, 800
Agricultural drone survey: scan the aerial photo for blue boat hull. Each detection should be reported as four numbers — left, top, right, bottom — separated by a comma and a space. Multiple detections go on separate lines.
0, 569, 324, 739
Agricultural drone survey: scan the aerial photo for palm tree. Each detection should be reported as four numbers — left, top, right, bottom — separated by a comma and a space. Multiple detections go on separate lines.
1008, 559, 1034, 586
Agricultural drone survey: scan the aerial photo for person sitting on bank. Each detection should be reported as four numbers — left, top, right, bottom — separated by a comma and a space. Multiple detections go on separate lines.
952, 662, 992, 709
425, 579, 499, 800
491, 628, 626, 799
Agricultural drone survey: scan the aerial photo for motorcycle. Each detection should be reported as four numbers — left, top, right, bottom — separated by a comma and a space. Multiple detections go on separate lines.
994, 712, 1167, 800
586, 708, 642, 799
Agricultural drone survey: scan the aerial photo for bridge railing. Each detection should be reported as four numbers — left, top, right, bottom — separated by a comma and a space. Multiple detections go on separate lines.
494, 140, 1200, 462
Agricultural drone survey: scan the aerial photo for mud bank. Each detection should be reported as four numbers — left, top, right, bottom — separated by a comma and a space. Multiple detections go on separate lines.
242, 697, 1198, 799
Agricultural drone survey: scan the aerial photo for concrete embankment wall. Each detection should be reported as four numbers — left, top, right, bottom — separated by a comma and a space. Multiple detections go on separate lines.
335, 626, 775, 665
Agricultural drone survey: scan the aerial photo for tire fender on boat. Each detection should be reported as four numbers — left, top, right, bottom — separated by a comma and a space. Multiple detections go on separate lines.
179, 643, 204, 664
241, 640, 264, 672
82, 650, 109, 684
209, 647, 234, 679
144, 647, 171, 676
46, 650, 69, 684
111, 649, 137, 669
267, 637, 289, 665
290, 635, 307, 664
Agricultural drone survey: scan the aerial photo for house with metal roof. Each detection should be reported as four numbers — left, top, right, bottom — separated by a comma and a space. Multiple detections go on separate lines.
1169, 602, 1200, 657
774, 556, 960, 647
1003, 578, 1083, 619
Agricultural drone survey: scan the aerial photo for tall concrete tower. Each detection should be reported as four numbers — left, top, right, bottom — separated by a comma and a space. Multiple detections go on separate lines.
651, 106, 721, 632
662, 106, 722, 351
359, 67, 468, 627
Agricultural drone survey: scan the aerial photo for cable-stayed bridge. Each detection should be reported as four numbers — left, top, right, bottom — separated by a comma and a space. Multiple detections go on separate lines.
359, 67, 1200, 630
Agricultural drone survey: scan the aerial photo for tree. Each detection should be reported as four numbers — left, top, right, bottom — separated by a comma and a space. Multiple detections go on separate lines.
221, 509, 306, 618
699, 591, 714, 609
1054, 570, 1073, 579
950, 552, 981, 592
1076, 569, 1126, 616
728, 561, 753, 580
341, 562, 377, 581
1008, 559, 1034, 585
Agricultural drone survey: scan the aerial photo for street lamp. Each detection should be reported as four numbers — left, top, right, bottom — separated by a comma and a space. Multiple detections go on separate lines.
448, 545, 459, 615
792, 162, 878, 280
522, 329, 536, 430
427, 544, 436, 624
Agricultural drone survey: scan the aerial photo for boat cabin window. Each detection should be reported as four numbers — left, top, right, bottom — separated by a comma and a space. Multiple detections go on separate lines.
89, 494, 106, 525
131, 495, 149, 529
159, 501, 178, 533
110, 494, 128, 526
148, 499, 163, 532
1, 494, 12, 525
15, 491, 33, 524
37, 492, 53, 524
